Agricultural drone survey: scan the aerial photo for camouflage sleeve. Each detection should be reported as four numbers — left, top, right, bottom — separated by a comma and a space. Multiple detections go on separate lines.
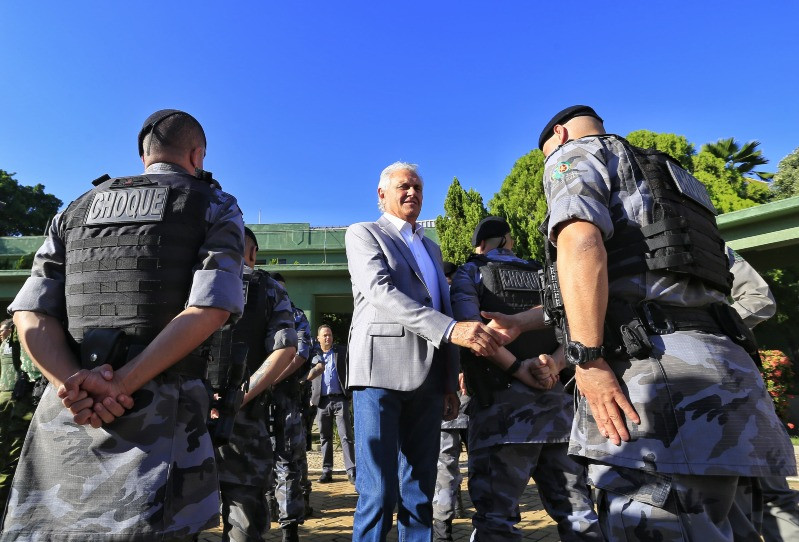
293, 307, 312, 360
449, 262, 482, 322
543, 140, 614, 243
728, 246, 776, 329
8, 213, 67, 318
188, 191, 245, 317
265, 278, 298, 352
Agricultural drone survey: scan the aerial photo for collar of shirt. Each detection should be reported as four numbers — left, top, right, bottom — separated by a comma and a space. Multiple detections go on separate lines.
382, 212, 426, 246
382, 213, 442, 312
145, 162, 190, 175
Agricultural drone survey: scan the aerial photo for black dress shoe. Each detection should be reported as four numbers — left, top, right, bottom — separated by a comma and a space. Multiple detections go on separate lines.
318, 471, 333, 483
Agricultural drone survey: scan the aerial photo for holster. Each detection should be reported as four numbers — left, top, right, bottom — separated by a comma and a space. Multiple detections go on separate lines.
11, 376, 34, 401
461, 352, 510, 408
208, 341, 249, 446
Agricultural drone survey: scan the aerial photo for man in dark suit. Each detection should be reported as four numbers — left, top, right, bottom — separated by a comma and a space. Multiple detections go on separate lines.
344, 161, 506, 542
307, 324, 355, 484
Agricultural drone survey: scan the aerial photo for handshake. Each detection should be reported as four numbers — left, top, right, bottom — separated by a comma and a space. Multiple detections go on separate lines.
57, 364, 134, 428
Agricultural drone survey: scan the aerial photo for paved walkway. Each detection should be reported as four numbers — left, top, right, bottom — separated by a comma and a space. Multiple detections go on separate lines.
197, 465, 562, 541
196, 447, 799, 541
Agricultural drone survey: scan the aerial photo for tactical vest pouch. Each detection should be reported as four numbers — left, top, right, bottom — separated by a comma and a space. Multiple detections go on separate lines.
81, 328, 128, 370
208, 341, 249, 446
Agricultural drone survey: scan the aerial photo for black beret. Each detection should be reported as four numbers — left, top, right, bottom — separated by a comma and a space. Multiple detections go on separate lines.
138, 109, 205, 156
442, 261, 457, 277
472, 216, 510, 247
538, 105, 603, 151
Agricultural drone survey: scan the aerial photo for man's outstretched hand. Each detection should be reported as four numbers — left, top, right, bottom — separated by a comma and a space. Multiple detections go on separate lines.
450, 321, 508, 357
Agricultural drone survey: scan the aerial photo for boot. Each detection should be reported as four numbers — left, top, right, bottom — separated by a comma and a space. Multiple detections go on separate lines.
266, 493, 279, 524
281, 523, 299, 542
433, 519, 453, 542
303, 490, 315, 517
454, 486, 466, 519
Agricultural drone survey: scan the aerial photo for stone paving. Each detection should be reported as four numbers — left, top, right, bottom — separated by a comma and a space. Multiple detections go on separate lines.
197, 464, 562, 541
196, 447, 799, 541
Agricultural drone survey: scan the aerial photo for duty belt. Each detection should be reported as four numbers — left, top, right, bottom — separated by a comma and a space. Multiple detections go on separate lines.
635, 301, 723, 335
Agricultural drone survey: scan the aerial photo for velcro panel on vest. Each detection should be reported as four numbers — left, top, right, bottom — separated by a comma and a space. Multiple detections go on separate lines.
63, 175, 212, 344
606, 143, 732, 294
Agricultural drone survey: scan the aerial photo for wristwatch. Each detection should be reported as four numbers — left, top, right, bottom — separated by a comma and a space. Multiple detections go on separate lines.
565, 341, 605, 366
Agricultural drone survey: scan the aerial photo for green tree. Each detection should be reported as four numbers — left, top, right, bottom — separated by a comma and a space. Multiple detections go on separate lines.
435, 177, 487, 264
701, 138, 774, 181
626, 130, 695, 171
692, 151, 759, 213
771, 146, 799, 200
0, 170, 62, 236
488, 149, 548, 262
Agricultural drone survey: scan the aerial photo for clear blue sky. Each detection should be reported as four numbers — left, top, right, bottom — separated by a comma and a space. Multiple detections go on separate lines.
2, 1, 798, 228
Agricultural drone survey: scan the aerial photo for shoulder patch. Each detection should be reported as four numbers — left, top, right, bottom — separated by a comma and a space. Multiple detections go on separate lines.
550, 160, 573, 182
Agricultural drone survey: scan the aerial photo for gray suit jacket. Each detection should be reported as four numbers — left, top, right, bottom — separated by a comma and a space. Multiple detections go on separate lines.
344, 215, 459, 393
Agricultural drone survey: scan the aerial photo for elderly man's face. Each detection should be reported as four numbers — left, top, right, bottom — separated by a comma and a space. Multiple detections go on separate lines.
379, 169, 423, 224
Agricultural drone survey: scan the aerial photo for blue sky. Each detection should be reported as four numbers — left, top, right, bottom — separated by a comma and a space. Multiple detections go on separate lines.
2, 1, 798, 228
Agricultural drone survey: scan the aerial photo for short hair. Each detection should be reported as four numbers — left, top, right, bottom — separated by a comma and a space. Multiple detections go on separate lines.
140, 112, 206, 157
317, 324, 332, 335
0, 319, 12, 332
271, 272, 286, 283
243, 227, 259, 250
377, 161, 422, 213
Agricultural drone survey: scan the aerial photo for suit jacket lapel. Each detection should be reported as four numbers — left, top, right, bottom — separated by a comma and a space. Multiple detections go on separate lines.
377, 215, 428, 291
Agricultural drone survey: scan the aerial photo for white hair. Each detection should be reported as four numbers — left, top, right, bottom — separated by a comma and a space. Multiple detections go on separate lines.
377, 161, 422, 212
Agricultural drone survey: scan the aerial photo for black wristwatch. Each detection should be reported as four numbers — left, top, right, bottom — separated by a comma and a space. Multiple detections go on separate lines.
565, 341, 605, 366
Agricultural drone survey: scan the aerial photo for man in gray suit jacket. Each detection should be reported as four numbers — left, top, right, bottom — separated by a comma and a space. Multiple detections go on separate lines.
345, 161, 506, 542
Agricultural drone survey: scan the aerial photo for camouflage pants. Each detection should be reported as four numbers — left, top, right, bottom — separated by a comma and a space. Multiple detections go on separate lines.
0, 393, 36, 507
220, 481, 270, 542
591, 464, 762, 541
270, 386, 307, 527
760, 475, 799, 542
468, 442, 601, 542
433, 429, 464, 522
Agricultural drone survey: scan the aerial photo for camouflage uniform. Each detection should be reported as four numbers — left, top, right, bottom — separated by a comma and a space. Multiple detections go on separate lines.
543, 134, 796, 540
216, 271, 297, 542
0, 335, 43, 508
432, 390, 469, 524
451, 250, 602, 542
268, 305, 312, 531
1, 162, 245, 542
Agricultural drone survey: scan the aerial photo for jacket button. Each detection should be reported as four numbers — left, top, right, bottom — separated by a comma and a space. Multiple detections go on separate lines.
424, 296, 431, 302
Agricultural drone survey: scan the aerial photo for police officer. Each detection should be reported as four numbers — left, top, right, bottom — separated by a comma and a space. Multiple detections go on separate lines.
267, 273, 313, 542
0, 320, 45, 509
1, 109, 245, 541
216, 227, 298, 542
450, 217, 602, 542
515, 105, 796, 539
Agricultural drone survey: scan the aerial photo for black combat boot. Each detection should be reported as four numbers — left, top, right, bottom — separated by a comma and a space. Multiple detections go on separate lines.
433, 519, 453, 542
281, 523, 299, 542
454, 486, 466, 519
266, 493, 279, 524
303, 490, 315, 517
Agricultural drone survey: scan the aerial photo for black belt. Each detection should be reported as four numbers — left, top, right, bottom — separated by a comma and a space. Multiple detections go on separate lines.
635, 301, 723, 335
323, 393, 346, 399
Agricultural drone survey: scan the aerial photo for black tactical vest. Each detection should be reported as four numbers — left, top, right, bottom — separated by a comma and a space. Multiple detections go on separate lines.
231, 269, 273, 375
604, 138, 733, 295
61, 172, 215, 345
472, 254, 560, 359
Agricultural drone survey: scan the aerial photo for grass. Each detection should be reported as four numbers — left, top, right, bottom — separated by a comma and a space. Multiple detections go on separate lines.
792, 436, 799, 446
